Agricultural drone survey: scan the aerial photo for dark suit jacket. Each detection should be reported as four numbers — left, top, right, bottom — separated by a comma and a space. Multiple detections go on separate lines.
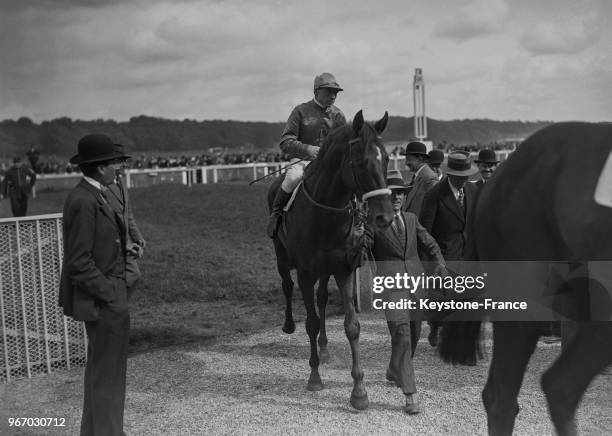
372, 211, 445, 324
1, 166, 36, 198
372, 211, 445, 278
419, 177, 477, 261
107, 181, 144, 244
404, 164, 438, 217
59, 180, 127, 321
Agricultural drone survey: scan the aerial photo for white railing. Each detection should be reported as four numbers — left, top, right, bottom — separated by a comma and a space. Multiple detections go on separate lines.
0, 213, 87, 382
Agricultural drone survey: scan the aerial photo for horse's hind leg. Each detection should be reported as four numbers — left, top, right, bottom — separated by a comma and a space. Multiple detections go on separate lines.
297, 270, 323, 391
335, 270, 368, 410
275, 241, 295, 334
317, 274, 331, 364
541, 322, 612, 436
483, 322, 540, 436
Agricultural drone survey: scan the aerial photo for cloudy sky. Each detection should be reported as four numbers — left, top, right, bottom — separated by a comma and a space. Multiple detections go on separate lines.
1, 0, 610, 123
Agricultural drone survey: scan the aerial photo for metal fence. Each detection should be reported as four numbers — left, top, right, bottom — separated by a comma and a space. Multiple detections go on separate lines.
0, 214, 87, 383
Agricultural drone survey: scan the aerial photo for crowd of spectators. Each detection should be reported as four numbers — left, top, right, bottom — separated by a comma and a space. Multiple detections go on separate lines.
436, 140, 520, 153
2, 141, 519, 177
1, 150, 290, 176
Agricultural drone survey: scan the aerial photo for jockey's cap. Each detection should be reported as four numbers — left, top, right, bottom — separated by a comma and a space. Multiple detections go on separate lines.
314, 73, 343, 92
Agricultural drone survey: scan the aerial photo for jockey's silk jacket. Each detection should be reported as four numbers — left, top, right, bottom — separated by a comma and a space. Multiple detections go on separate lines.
279, 99, 347, 160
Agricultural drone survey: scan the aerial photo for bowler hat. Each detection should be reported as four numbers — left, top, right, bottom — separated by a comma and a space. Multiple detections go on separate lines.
70, 134, 127, 165
314, 72, 343, 92
474, 148, 499, 164
445, 153, 478, 176
386, 171, 411, 192
405, 141, 428, 157
113, 144, 131, 162
427, 149, 444, 165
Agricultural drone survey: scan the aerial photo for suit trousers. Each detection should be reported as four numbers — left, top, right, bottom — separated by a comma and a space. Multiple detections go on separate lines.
81, 282, 130, 436
387, 321, 417, 395
10, 192, 28, 217
410, 319, 421, 357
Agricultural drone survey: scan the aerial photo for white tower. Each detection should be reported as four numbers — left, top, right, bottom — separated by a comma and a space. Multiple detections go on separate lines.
413, 68, 427, 141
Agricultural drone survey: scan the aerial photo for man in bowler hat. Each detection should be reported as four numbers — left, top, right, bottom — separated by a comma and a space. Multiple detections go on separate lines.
59, 134, 131, 436
420, 153, 479, 349
474, 148, 500, 187
427, 149, 445, 181
370, 172, 446, 414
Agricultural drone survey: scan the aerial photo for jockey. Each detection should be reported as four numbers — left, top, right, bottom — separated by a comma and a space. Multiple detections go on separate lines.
267, 72, 347, 238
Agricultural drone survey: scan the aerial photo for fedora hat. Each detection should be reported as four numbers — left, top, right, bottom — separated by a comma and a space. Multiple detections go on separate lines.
475, 148, 500, 164
427, 149, 444, 165
314, 72, 343, 92
70, 134, 127, 165
445, 152, 479, 176
386, 171, 411, 192
405, 141, 428, 157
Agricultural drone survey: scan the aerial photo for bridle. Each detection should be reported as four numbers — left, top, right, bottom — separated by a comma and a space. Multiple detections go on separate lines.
301, 127, 391, 215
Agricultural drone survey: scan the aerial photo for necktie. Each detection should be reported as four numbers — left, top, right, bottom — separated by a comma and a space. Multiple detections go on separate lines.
410, 173, 416, 185
457, 188, 465, 212
392, 213, 405, 242
100, 187, 109, 202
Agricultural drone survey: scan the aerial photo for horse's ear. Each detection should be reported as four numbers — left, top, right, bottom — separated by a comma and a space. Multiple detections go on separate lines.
375, 111, 389, 134
352, 110, 364, 135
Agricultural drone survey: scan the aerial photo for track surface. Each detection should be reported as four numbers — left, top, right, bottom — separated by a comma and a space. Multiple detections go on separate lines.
2, 312, 611, 435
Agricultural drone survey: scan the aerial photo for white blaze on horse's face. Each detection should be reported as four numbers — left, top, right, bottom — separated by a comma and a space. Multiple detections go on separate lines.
375, 146, 382, 162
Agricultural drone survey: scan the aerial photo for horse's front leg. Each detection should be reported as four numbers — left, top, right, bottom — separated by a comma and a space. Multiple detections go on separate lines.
317, 274, 331, 364
297, 270, 323, 391
275, 241, 295, 334
336, 270, 368, 410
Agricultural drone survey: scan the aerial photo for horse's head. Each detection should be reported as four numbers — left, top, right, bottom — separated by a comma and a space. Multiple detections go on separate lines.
342, 110, 394, 230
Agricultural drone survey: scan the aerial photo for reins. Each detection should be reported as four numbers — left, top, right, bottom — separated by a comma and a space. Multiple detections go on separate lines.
299, 130, 390, 216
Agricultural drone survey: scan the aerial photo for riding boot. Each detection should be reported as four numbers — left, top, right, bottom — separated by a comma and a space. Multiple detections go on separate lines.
267, 189, 292, 238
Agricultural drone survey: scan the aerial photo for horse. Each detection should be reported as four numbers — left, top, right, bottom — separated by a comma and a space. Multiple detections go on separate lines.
268, 110, 394, 410
438, 122, 612, 435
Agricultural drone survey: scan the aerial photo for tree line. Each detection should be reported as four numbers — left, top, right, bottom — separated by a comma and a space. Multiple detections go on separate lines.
0, 115, 552, 158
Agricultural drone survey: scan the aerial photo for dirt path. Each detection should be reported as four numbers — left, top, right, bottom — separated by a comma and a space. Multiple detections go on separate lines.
2, 313, 611, 435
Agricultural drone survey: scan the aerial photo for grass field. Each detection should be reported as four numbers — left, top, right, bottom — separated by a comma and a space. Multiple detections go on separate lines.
0, 182, 343, 353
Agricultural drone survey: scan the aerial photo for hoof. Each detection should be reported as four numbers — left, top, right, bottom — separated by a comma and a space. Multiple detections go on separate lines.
282, 320, 295, 334
306, 380, 324, 391
319, 348, 330, 364
350, 391, 369, 410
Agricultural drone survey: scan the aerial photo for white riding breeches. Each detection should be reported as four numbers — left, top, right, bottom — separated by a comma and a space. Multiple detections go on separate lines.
281, 158, 310, 193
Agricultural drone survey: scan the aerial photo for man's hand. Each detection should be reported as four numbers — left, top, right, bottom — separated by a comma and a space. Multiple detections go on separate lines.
307, 145, 320, 160
127, 242, 144, 259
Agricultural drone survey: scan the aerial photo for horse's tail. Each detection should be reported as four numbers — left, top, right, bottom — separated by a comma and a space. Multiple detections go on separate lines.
438, 321, 483, 365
